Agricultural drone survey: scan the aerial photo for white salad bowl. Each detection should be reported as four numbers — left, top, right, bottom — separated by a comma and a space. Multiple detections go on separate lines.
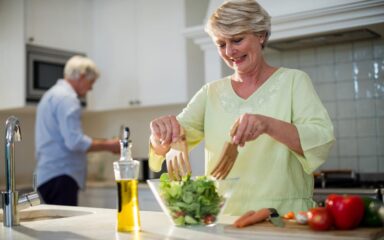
147, 174, 238, 227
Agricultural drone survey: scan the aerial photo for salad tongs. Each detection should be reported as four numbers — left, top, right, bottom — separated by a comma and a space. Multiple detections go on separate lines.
166, 127, 191, 181
210, 122, 239, 180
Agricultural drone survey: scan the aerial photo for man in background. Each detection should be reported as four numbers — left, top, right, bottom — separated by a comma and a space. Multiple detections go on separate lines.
35, 55, 120, 206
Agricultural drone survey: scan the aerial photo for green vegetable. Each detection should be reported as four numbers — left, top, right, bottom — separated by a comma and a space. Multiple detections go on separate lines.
159, 173, 224, 226
361, 197, 383, 227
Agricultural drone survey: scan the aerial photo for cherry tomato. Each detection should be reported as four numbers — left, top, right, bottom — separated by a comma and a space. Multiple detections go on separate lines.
203, 214, 216, 225
296, 211, 308, 225
307, 207, 333, 231
283, 211, 295, 220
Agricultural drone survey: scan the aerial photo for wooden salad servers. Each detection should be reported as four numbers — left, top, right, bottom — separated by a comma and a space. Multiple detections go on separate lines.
166, 127, 191, 181
210, 122, 239, 180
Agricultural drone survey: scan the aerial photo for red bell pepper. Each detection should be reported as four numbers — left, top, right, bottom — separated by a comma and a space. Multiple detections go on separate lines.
325, 194, 365, 230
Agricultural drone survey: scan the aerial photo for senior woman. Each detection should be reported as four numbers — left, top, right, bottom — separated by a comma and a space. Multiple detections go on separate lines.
148, 0, 335, 217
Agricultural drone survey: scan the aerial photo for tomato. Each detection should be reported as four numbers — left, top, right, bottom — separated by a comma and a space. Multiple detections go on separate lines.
296, 211, 309, 225
203, 214, 216, 225
283, 211, 295, 220
307, 207, 333, 231
325, 194, 365, 230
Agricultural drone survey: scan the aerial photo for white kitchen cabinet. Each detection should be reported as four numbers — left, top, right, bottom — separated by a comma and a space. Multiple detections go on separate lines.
0, 0, 25, 110
25, 0, 92, 53
87, 0, 139, 111
0, 0, 92, 110
88, 0, 188, 111
135, 0, 187, 107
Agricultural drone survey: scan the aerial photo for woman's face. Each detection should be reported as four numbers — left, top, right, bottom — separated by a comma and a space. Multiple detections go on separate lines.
213, 32, 264, 74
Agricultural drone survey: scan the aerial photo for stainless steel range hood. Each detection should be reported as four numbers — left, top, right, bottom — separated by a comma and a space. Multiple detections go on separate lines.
268, 27, 382, 51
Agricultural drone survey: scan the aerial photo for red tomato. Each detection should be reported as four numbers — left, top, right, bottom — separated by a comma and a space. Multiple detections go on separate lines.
203, 214, 216, 225
307, 207, 333, 231
325, 194, 365, 230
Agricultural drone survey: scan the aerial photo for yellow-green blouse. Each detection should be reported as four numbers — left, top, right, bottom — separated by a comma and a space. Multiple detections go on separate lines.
149, 68, 335, 215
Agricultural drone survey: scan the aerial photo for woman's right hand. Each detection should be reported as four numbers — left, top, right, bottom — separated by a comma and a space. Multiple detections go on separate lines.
149, 115, 181, 154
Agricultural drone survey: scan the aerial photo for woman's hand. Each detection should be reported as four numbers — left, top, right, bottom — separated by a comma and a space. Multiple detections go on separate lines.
232, 114, 269, 147
149, 115, 181, 155
232, 113, 303, 155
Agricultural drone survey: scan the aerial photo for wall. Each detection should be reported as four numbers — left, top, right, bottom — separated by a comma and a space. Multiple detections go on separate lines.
265, 38, 384, 172
0, 111, 37, 188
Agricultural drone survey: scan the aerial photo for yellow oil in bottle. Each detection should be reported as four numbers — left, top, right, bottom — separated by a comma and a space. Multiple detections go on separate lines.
116, 179, 141, 232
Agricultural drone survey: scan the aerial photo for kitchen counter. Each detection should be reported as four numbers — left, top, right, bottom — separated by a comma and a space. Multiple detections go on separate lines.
0, 205, 383, 240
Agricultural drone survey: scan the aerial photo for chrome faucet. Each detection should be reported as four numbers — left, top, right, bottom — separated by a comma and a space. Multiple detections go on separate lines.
1, 116, 40, 227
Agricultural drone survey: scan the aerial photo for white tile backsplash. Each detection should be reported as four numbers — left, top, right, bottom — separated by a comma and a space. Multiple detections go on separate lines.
336, 81, 355, 100
356, 79, 376, 99
301, 66, 318, 82
282, 51, 299, 68
353, 41, 373, 61
338, 138, 358, 156
373, 39, 384, 59
355, 99, 376, 118
299, 48, 316, 67
335, 43, 353, 63
321, 157, 339, 169
265, 39, 384, 173
357, 118, 377, 137
376, 99, 384, 117
323, 101, 337, 119
379, 156, 384, 172
358, 156, 378, 173
316, 65, 335, 83
377, 118, 384, 137
357, 137, 377, 156
336, 100, 356, 119
354, 60, 374, 80
339, 157, 358, 170
335, 62, 354, 81
315, 83, 336, 101
377, 137, 384, 155
316, 45, 334, 65
337, 119, 357, 138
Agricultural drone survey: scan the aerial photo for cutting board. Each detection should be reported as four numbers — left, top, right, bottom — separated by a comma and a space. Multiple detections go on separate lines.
223, 219, 384, 240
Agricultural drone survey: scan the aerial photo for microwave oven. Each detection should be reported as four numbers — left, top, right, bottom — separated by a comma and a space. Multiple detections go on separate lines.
26, 44, 86, 105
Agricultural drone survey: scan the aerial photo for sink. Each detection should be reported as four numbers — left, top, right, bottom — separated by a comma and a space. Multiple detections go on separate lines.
0, 209, 93, 222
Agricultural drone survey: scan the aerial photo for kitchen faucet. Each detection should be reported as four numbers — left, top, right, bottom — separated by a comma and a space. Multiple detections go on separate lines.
1, 116, 40, 227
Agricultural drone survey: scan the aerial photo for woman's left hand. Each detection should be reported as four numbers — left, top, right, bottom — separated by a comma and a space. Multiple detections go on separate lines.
232, 114, 269, 147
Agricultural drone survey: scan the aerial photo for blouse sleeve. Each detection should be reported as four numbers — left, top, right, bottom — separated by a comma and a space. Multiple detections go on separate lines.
291, 71, 335, 174
148, 84, 208, 172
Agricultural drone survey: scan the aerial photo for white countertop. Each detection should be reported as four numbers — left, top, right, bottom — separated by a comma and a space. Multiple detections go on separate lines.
0, 205, 383, 240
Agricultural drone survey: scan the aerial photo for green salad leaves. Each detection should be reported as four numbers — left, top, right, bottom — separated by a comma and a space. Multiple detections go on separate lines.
159, 173, 224, 226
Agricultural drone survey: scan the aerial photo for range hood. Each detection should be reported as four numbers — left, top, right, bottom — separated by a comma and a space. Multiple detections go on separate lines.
268, 27, 382, 51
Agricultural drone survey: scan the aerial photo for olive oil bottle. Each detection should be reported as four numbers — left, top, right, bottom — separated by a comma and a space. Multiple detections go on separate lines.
114, 127, 141, 232
116, 179, 140, 232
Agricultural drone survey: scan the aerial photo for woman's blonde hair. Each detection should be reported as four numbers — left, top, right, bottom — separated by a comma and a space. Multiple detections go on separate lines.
64, 55, 100, 81
205, 0, 271, 48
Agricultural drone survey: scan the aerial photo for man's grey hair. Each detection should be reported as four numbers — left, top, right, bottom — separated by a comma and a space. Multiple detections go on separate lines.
64, 55, 100, 81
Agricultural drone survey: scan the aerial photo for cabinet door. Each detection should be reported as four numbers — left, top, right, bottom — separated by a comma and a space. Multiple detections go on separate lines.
25, 0, 91, 53
136, 0, 188, 107
87, 0, 139, 111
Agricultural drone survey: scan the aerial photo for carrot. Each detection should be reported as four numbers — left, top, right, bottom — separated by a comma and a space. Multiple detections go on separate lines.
233, 208, 271, 228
